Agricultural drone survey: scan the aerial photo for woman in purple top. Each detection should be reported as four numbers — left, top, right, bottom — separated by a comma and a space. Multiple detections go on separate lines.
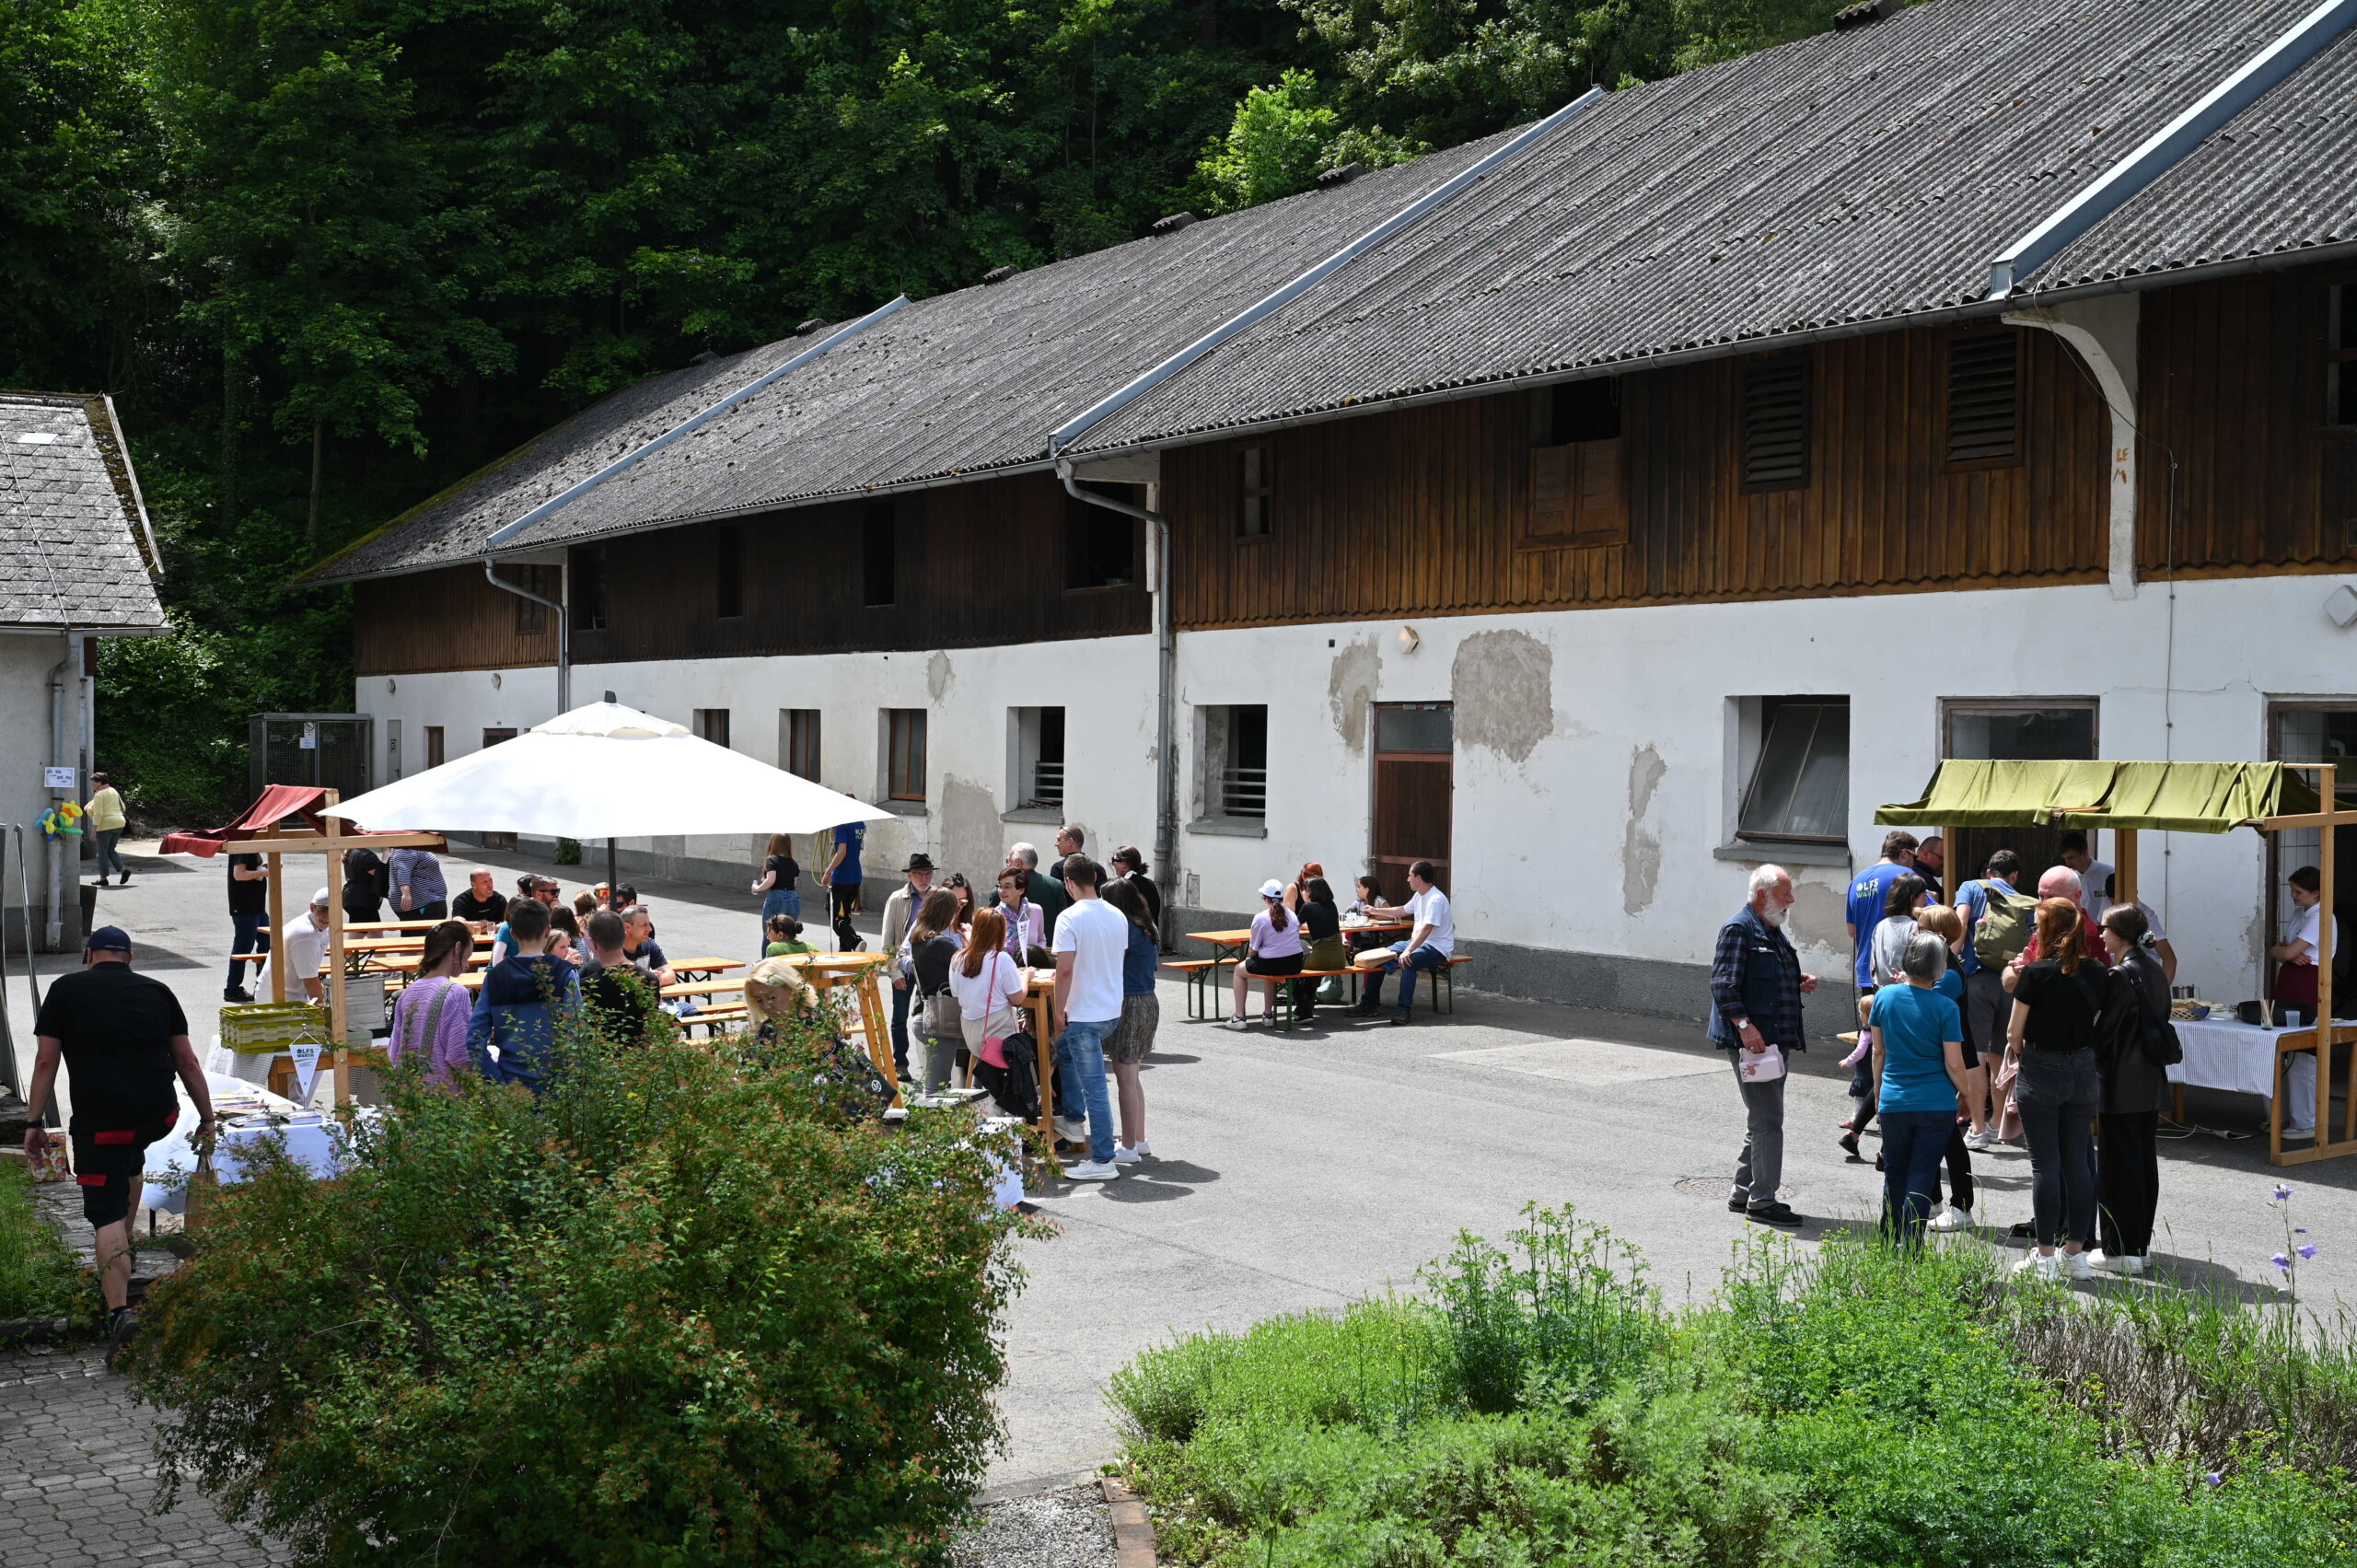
1225, 878, 1306, 1030
389, 921, 475, 1084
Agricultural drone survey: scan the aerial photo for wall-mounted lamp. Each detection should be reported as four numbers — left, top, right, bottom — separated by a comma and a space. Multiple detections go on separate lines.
492, 671, 503, 690
2328, 585, 2357, 629
1396, 624, 1421, 655
386, 678, 397, 695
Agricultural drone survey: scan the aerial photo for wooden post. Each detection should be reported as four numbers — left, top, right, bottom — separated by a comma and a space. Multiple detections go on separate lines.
266, 849, 285, 1005
325, 789, 347, 1107
2320, 764, 2338, 1144
2114, 827, 2138, 911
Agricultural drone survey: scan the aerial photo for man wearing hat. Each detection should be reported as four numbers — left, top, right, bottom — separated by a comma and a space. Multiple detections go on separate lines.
279, 887, 334, 1004
879, 854, 938, 1081
23, 926, 215, 1354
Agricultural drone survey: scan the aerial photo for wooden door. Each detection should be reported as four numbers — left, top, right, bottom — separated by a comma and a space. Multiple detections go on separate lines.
1372, 703, 1452, 902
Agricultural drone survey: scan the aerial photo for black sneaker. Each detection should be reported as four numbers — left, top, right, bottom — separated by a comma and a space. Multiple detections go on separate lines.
225, 988, 255, 1004
105, 1306, 139, 1364
1726, 1195, 1748, 1214
1388, 1011, 1411, 1026
1349, 999, 1381, 1016
1746, 1203, 1805, 1229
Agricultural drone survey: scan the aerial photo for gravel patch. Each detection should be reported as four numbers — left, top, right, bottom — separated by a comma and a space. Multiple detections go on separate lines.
953, 1482, 1118, 1568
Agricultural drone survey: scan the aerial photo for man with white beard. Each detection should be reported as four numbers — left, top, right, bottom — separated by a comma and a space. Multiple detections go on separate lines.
1708, 865, 1818, 1229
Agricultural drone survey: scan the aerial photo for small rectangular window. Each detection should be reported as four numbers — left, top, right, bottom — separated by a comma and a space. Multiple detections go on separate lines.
1375, 703, 1452, 753
1736, 699, 1849, 842
1064, 484, 1140, 588
571, 546, 608, 632
1223, 704, 1268, 819
1549, 377, 1620, 445
1945, 331, 2020, 465
424, 726, 446, 770
1238, 447, 1271, 538
714, 526, 742, 618
509, 564, 556, 634
2328, 284, 2357, 427
1013, 705, 1066, 807
782, 709, 820, 780
887, 709, 927, 801
693, 708, 731, 749
482, 726, 518, 749
862, 502, 896, 607
1742, 354, 1810, 491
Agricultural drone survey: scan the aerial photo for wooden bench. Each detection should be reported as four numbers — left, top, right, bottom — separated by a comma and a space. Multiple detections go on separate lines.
676, 1004, 747, 1037
1161, 958, 1234, 1020
1266, 955, 1474, 1026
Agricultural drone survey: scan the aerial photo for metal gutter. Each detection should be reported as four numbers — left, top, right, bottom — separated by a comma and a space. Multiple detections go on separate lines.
1986, 0, 2357, 300
482, 295, 911, 552
1046, 87, 1608, 458
482, 559, 570, 714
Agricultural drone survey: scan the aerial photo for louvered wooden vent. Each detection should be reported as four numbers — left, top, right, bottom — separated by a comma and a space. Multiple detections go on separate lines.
1945, 332, 2020, 464
1742, 355, 1809, 490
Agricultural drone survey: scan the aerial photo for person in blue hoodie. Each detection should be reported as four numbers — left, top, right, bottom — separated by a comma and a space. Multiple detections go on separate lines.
467, 897, 579, 1094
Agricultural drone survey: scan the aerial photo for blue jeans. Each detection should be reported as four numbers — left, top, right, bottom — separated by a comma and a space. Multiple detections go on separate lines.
93, 829, 124, 877
1055, 1016, 1119, 1163
761, 887, 801, 951
1879, 1109, 1955, 1242
2016, 1048, 2100, 1249
226, 912, 269, 996
1359, 942, 1448, 1011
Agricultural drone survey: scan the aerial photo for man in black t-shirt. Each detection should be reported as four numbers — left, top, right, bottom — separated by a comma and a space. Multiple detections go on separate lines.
26, 926, 215, 1353
578, 911, 660, 1044
225, 851, 270, 1002
449, 866, 508, 931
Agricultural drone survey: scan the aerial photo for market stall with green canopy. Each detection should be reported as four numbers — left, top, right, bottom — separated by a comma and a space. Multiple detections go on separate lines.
1875, 759, 2349, 1166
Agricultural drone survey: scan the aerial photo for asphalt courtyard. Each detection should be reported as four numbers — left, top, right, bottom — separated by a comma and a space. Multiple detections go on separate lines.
18, 841, 2355, 1493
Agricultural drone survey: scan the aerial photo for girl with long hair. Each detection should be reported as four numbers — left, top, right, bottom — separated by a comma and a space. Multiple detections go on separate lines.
750, 832, 802, 954
907, 888, 966, 1090
388, 921, 476, 1084
2004, 898, 2108, 1279
1100, 880, 1161, 1158
950, 908, 1029, 1109
1225, 878, 1305, 1029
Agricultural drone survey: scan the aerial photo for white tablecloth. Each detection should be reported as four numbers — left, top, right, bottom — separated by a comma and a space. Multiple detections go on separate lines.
140, 1071, 350, 1214
2169, 1017, 2312, 1100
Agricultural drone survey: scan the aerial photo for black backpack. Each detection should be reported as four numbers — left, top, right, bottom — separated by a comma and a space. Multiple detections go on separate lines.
2108, 960, 2182, 1070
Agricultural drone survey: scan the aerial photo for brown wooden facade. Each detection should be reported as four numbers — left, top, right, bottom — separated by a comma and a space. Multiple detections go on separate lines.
352, 267, 2357, 674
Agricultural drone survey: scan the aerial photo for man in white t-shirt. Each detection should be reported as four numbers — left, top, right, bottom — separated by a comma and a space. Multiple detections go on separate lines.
1050, 855, 1126, 1180
1352, 860, 1455, 1024
2059, 830, 2114, 924
279, 887, 333, 1004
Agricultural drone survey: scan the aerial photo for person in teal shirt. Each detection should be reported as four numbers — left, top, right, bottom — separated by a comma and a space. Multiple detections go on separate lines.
1870, 930, 1967, 1243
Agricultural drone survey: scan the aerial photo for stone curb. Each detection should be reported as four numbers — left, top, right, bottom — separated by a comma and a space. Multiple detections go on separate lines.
0, 1316, 76, 1348
1099, 1476, 1157, 1568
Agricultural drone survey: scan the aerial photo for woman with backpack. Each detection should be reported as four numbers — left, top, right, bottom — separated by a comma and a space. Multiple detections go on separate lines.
2094, 903, 2174, 1276
2004, 899, 2109, 1281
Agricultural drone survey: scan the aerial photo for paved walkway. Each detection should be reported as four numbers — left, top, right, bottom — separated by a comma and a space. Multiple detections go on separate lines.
16, 840, 2349, 1505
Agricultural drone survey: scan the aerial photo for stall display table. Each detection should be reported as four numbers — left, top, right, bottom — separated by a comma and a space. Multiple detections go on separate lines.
2169, 1017, 2306, 1100
139, 1071, 353, 1214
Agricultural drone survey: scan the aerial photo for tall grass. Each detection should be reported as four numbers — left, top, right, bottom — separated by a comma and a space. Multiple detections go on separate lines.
1112, 1208, 2357, 1568
0, 1160, 88, 1323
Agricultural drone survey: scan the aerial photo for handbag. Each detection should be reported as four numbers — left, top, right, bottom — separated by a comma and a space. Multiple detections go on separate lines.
1736, 1047, 1786, 1083
978, 953, 1014, 1068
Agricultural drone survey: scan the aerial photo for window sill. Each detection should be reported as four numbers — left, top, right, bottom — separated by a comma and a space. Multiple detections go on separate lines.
881, 799, 929, 819
1002, 807, 1062, 825
1713, 840, 1851, 869
1188, 817, 1268, 840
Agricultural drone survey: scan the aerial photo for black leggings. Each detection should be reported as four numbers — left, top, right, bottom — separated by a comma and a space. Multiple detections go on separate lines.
830, 884, 861, 949
2096, 1110, 2161, 1257
1933, 1121, 1974, 1213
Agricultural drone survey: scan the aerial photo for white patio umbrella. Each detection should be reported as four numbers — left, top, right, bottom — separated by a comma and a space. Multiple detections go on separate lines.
321, 701, 891, 838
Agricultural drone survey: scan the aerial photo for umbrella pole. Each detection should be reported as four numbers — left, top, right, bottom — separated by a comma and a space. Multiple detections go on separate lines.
607, 837, 617, 903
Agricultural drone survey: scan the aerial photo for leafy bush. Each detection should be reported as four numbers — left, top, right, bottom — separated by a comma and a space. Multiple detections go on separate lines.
125, 1005, 1028, 1565
1117, 1213, 2357, 1568
0, 1159, 90, 1323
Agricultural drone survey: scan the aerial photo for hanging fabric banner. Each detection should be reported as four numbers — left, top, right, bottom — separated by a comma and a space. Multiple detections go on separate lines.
289, 1042, 323, 1102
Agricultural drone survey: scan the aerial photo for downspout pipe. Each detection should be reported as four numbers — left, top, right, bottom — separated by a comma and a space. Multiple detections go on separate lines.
45, 633, 70, 949
1058, 460, 1177, 945
482, 560, 570, 715
1987, 0, 2357, 299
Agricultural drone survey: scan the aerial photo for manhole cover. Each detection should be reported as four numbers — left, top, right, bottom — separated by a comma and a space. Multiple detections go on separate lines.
1673, 1176, 1796, 1201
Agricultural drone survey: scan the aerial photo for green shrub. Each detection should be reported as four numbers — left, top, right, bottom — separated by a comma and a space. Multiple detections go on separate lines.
1423, 1202, 1659, 1416
0, 1159, 90, 1323
125, 1005, 1029, 1566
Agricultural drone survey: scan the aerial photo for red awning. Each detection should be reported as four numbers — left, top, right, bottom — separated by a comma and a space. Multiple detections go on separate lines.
157, 784, 333, 858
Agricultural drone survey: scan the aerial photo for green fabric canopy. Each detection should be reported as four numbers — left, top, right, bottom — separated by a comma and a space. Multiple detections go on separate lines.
1875, 760, 2315, 835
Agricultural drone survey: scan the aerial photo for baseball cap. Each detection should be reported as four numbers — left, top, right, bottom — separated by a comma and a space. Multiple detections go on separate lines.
1259, 878, 1286, 900
87, 924, 132, 952
310, 887, 332, 907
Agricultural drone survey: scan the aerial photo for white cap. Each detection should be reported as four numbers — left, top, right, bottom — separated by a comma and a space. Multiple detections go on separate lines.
310, 887, 332, 907
1259, 878, 1286, 900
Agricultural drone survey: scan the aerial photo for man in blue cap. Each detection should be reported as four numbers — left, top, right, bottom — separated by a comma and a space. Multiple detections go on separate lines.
22, 926, 215, 1357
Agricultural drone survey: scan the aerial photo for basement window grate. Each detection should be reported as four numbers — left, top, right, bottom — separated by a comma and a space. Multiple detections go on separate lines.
1945, 332, 2021, 465
1741, 355, 1809, 490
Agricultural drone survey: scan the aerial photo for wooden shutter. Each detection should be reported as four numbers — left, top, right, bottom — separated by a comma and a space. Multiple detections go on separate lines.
1524, 439, 1626, 547
1945, 331, 2021, 466
1741, 355, 1809, 490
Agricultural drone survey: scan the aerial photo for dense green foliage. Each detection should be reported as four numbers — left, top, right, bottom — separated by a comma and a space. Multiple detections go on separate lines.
1114, 1204, 2357, 1567
123, 1005, 1029, 1563
0, 1160, 91, 1323
0, 0, 1854, 821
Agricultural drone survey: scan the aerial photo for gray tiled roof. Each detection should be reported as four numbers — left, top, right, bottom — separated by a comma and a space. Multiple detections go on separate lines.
1070, 0, 2354, 452
0, 394, 166, 630
303, 134, 1504, 583
308, 0, 2355, 583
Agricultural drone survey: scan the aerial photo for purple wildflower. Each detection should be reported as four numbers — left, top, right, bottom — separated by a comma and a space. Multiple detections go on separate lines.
2275, 1185, 2294, 1202
2300, 1244, 2320, 1260
2273, 1252, 2293, 1271
2206, 1471, 2224, 1487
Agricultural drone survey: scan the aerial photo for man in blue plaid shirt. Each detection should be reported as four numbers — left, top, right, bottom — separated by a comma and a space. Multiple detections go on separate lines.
1709, 865, 1818, 1229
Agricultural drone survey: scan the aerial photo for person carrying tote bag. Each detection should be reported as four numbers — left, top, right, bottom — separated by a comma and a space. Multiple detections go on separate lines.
951, 907, 1030, 1109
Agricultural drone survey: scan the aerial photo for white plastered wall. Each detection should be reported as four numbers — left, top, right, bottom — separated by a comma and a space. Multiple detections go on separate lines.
357, 570, 2357, 1005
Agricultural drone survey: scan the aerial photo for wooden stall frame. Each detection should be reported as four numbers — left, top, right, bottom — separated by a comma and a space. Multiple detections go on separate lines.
2106, 761, 2355, 1167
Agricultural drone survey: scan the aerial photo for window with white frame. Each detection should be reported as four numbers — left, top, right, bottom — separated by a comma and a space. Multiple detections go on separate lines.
1736, 697, 1848, 843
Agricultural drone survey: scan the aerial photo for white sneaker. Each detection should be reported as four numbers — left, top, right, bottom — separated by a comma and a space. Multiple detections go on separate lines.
1963, 1129, 1997, 1151
1063, 1159, 1121, 1181
1054, 1117, 1088, 1143
1928, 1205, 1974, 1232
2286, 1124, 2317, 1140
1113, 1144, 1144, 1165
1220, 1016, 1252, 1031
2060, 1249, 2095, 1281
2090, 1250, 2150, 1277
2014, 1252, 2061, 1282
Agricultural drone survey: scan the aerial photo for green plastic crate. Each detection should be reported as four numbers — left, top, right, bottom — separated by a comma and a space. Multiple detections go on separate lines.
219, 1002, 328, 1055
